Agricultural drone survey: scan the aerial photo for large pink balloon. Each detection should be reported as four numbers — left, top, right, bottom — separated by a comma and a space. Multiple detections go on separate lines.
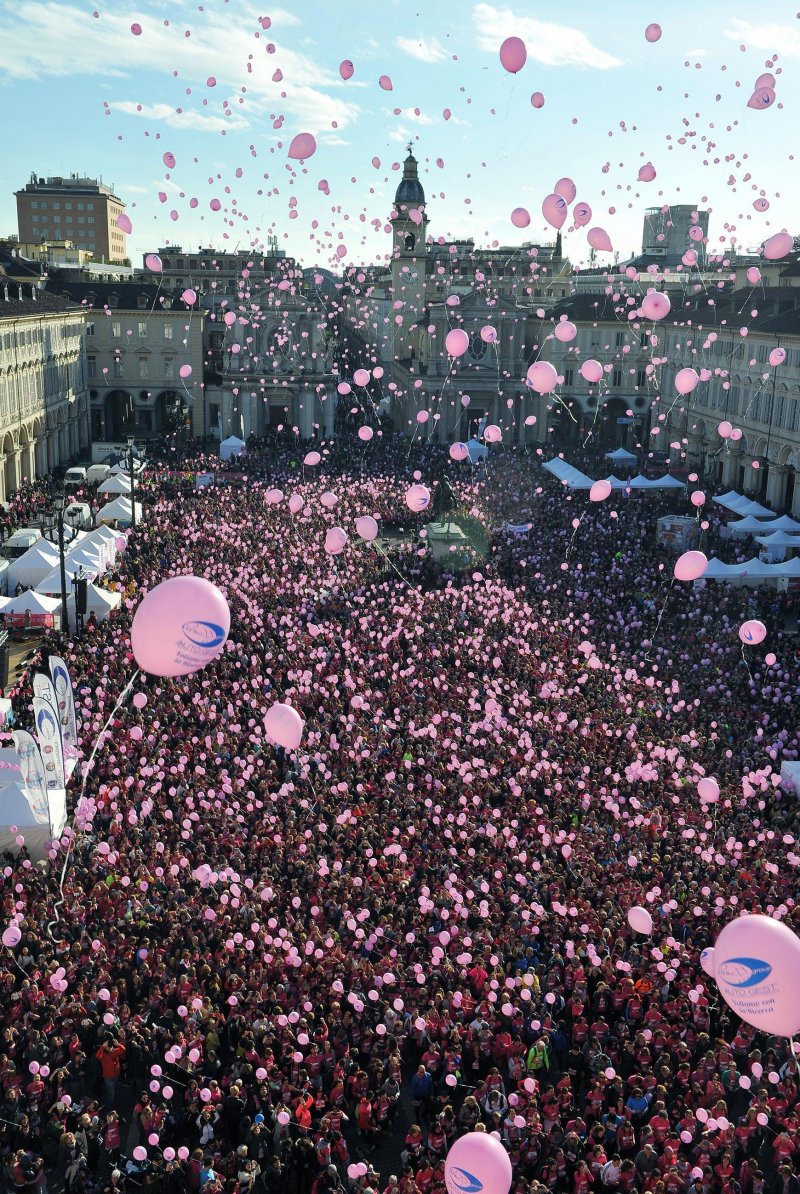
769, 347, 786, 367
739, 619, 767, 645
355, 515, 379, 542
2, 924, 21, 948
579, 359, 603, 384
715, 914, 800, 1037
445, 329, 470, 358
717, 420, 733, 439
674, 550, 707, 581
554, 177, 577, 205
353, 368, 371, 386
449, 442, 469, 462
445, 1132, 512, 1194
675, 368, 699, 395
288, 133, 317, 160
130, 577, 230, 678
511, 207, 530, 229
588, 227, 613, 252
589, 479, 612, 503
697, 777, 720, 803
263, 703, 305, 751
527, 360, 558, 394
405, 484, 431, 513
641, 291, 671, 321
499, 36, 527, 74
573, 202, 592, 227
554, 320, 577, 343
542, 193, 568, 231
763, 232, 793, 260
324, 527, 348, 555
628, 906, 653, 935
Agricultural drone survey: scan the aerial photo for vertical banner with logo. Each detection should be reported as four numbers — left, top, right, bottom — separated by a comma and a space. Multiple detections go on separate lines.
12, 729, 51, 827
32, 697, 66, 792
49, 655, 79, 757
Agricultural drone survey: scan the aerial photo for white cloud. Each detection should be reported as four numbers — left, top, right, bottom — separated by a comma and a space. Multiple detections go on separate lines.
396, 35, 448, 63
0, 1, 360, 135
472, 4, 622, 69
395, 107, 436, 126
109, 100, 249, 133
724, 18, 800, 57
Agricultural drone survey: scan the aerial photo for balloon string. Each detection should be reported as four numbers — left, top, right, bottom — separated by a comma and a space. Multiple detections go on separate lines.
740, 645, 755, 687
374, 542, 416, 591
643, 578, 675, 662
47, 667, 141, 941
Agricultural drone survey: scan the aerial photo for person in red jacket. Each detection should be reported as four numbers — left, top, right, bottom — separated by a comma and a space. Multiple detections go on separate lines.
95, 1036, 126, 1108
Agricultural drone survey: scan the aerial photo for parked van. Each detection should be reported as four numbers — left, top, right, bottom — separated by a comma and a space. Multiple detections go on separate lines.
87, 464, 111, 485
1, 528, 43, 561
64, 466, 88, 490
64, 502, 93, 530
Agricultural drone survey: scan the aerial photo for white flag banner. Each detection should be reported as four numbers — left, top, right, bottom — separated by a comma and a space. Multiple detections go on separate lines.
32, 697, 66, 792
49, 655, 79, 757
12, 729, 51, 825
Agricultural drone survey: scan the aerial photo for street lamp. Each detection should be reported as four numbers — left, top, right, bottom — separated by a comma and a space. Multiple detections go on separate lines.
127, 435, 137, 530
42, 493, 73, 637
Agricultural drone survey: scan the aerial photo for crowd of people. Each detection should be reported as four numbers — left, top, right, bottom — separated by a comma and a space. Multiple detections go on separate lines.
1, 434, 799, 1194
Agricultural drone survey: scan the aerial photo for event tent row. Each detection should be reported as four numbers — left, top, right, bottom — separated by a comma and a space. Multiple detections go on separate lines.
543, 459, 687, 491
700, 556, 800, 580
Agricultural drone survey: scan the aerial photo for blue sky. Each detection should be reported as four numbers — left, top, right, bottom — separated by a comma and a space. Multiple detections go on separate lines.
0, 0, 798, 269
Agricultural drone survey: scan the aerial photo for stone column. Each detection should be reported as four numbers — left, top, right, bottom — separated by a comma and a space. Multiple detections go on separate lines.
766, 464, 788, 511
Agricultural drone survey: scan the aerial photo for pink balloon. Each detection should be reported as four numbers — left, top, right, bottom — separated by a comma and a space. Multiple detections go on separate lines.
449, 442, 469, 462
130, 577, 230, 678
554, 177, 576, 205
445, 329, 470, 358
674, 550, 707, 581
324, 527, 348, 555
511, 207, 530, 229
133, 1147, 147, 1163
638, 163, 656, 183
717, 420, 733, 439
769, 347, 786, 367
378, 75, 393, 91
405, 484, 431, 513
746, 266, 762, 285
145, 253, 163, 273
641, 291, 671, 321
747, 88, 776, 110
355, 516, 379, 542
645, 23, 662, 42
303, 451, 321, 466
587, 227, 613, 252
690, 491, 706, 508
675, 367, 699, 395
554, 320, 577, 343
573, 201, 592, 227
445, 1132, 512, 1194
739, 619, 767, 646
730, 427, 743, 441
499, 36, 527, 74
628, 906, 653, 935
132, 692, 147, 709
765, 652, 777, 666
527, 360, 559, 394
288, 494, 304, 514
589, 479, 612, 503
358, 426, 374, 443
715, 914, 800, 1036
130, 726, 143, 741
483, 424, 502, 443
697, 777, 720, 804
542, 193, 568, 231
117, 213, 132, 234
263, 703, 305, 751
580, 359, 604, 384
353, 368, 371, 386
2, 925, 21, 948
179, 364, 192, 379
181, 289, 197, 306
339, 60, 354, 80
764, 232, 793, 260
530, 91, 545, 108
288, 132, 317, 160
480, 325, 497, 344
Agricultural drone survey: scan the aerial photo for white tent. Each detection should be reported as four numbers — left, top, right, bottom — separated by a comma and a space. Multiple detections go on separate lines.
756, 531, 800, 548
627, 475, 652, 489
701, 558, 745, 579
97, 496, 143, 526
64, 583, 122, 623
776, 557, 800, 577
78, 529, 117, 569
700, 556, 784, 581
3, 590, 62, 616
644, 474, 687, 489
220, 435, 246, 461
97, 474, 137, 495
7, 541, 59, 593
715, 491, 745, 511
604, 475, 630, 490
605, 447, 637, 464
729, 515, 778, 534
768, 515, 800, 532
734, 499, 776, 518
737, 556, 779, 577
542, 458, 594, 489
65, 545, 106, 573
781, 762, 800, 797
467, 438, 489, 463
0, 781, 66, 861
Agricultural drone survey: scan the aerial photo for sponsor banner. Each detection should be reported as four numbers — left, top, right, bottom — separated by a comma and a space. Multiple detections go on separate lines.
49, 656, 79, 757
12, 730, 51, 825
4, 612, 54, 629
33, 698, 66, 791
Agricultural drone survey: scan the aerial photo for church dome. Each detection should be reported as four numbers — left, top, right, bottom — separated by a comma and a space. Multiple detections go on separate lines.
394, 147, 426, 208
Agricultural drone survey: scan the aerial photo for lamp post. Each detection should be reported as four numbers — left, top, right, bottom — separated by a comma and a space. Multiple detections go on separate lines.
43, 494, 71, 637
127, 435, 137, 530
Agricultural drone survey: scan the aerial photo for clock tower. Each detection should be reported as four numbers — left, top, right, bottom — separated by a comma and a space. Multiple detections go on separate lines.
390, 146, 428, 364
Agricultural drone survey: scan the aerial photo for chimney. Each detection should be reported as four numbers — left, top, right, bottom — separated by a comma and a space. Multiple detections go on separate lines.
2, 285, 8, 302
31, 284, 37, 301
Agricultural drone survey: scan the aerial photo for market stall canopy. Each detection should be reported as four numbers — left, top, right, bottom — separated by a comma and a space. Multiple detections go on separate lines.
220, 435, 246, 461
605, 447, 637, 463
542, 459, 594, 489
7, 541, 60, 593
729, 516, 780, 534
97, 474, 138, 495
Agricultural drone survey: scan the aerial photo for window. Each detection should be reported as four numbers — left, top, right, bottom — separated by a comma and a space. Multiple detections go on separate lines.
87, 357, 97, 378
85, 323, 95, 339
563, 367, 574, 387
138, 357, 149, 379
65, 202, 72, 211
111, 320, 121, 338
87, 216, 95, 224
31, 201, 38, 209
77, 203, 84, 211
636, 369, 647, 389
113, 358, 124, 378
108, 294, 119, 308
775, 392, 786, 427
138, 321, 148, 339
163, 323, 174, 341
615, 332, 625, 347
612, 369, 622, 388
138, 296, 148, 310
164, 357, 174, 379
52, 202, 60, 210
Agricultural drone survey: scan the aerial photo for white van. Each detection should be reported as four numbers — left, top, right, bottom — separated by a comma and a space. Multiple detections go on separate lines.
64, 502, 93, 530
2, 528, 43, 561
87, 464, 111, 485
64, 466, 88, 490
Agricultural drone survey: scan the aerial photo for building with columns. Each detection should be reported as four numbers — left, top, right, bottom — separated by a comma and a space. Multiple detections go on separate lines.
0, 284, 89, 499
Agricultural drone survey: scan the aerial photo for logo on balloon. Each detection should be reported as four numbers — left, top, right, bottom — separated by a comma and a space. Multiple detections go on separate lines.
718, 957, 772, 988
446, 1170, 484, 1194
181, 621, 227, 649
